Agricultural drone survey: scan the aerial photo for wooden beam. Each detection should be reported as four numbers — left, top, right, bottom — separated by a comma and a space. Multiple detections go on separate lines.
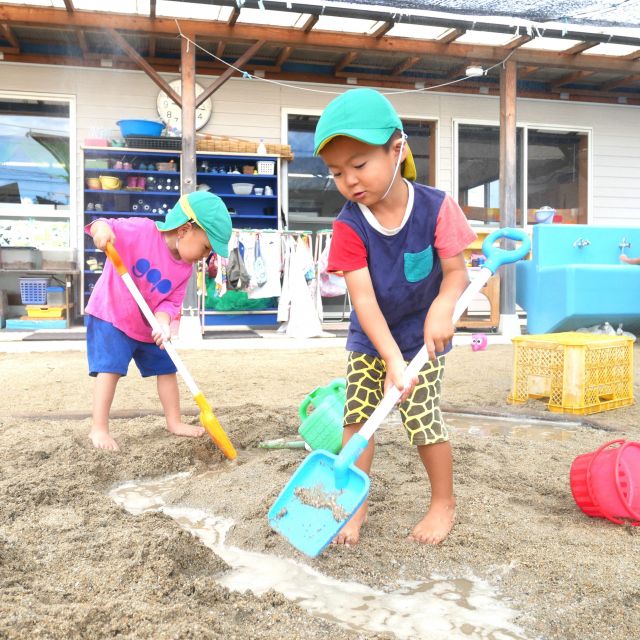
624, 50, 640, 61
392, 55, 420, 76
517, 66, 540, 78
106, 28, 181, 106
216, 41, 226, 58
75, 28, 88, 55
228, 8, 240, 27
438, 28, 464, 44
550, 70, 594, 89
563, 41, 598, 55
148, 34, 156, 58
302, 14, 318, 33
600, 74, 640, 91
1, 7, 638, 75
275, 45, 293, 67
195, 39, 265, 107
63, 0, 74, 12
180, 31, 198, 312
506, 35, 531, 50
1, 23, 19, 49
372, 21, 393, 39
334, 51, 357, 73
150, 0, 156, 20
499, 58, 517, 316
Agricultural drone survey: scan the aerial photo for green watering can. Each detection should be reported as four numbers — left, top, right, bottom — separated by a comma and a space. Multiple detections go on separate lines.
298, 378, 346, 454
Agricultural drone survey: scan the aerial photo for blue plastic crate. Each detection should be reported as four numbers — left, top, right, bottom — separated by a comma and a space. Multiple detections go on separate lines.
19, 278, 49, 305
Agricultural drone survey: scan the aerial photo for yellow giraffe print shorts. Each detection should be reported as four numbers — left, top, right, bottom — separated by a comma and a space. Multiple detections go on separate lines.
344, 351, 448, 446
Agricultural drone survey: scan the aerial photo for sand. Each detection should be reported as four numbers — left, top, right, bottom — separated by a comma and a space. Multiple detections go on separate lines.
1, 343, 639, 639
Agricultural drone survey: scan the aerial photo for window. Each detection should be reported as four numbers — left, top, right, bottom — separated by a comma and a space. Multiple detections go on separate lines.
0, 97, 70, 208
526, 129, 588, 225
457, 122, 589, 226
286, 113, 435, 232
457, 123, 523, 225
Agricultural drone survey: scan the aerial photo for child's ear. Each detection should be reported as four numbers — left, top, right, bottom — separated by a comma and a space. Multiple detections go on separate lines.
176, 223, 191, 238
393, 135, 408, 162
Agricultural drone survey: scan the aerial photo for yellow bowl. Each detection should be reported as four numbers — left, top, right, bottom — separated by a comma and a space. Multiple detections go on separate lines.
99, 175, 122, 190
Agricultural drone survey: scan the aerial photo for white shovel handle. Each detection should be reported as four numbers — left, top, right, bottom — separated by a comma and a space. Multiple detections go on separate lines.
105, 242, 200, 397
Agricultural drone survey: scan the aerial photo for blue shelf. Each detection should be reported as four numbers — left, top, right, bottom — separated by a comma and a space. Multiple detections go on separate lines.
85, 189, 180, 196
84, 211, 165, 217
85, 168, 181, 176
197, 172, 276, 178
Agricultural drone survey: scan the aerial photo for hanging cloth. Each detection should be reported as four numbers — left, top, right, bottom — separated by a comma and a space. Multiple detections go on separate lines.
253, 234, 268, 286
285, 235, 324, 338
318, 236, 347, 297
277, 234, 294, 322
249, 231, 282, 299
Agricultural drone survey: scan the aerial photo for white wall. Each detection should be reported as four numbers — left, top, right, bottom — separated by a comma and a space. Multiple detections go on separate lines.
2, 62, 639, 228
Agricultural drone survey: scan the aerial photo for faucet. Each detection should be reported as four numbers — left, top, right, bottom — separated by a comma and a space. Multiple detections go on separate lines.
619, 237, 631, 252
572, 238, 591, 249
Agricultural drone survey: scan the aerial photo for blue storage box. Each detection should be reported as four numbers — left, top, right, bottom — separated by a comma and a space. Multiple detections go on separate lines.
20, 278, 49, 304
6, 318, 67, 330
47, 286, 65, 305
116, 119, 164, 137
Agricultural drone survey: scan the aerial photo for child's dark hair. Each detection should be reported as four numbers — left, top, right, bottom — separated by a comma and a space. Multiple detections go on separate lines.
383, 129, 404, 150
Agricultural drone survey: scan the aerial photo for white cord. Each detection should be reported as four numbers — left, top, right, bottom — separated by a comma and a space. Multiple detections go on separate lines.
379, 132, 406, 201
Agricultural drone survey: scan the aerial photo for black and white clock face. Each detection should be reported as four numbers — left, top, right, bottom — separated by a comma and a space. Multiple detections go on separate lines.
156, 79, 212, 133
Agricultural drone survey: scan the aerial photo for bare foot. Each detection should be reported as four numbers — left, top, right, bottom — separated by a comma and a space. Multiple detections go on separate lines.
166, 422, 206, 438
408, 498, 456, 545
88, 429, 120, 451
333, 502, 368, 546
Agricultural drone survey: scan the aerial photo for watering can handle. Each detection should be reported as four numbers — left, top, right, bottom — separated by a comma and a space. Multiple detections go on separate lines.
334, 228, 530, 484
299, 378, 346, 420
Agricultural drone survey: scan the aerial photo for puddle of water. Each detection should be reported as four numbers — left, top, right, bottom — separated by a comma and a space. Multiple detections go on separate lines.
444, 412, 577, 441
386, 411, 578, 442
110, 474, 530, 640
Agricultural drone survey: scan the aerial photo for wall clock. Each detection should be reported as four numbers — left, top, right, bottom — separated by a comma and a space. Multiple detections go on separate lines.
156, 79, 213, 134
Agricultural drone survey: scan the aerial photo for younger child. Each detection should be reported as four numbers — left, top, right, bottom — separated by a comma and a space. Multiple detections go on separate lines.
317, 89, 476, 546
85, 191, 232, 451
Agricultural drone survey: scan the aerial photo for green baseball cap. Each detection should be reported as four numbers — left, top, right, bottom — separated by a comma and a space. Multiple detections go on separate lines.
156, 191, 232, 258
314, 88, 417, 181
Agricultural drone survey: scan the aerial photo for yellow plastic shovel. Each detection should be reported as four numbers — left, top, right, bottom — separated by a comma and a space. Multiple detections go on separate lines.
105, 241, 237, 460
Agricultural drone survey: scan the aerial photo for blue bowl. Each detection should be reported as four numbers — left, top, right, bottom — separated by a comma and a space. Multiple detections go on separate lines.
117, 119, 165, 137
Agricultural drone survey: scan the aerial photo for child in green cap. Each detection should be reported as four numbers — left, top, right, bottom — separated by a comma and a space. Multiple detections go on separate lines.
84, 191, 232, 451
317, 88, 476, 545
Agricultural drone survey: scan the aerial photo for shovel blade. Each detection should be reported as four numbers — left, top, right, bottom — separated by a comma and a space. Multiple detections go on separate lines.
268, 450, 370, 557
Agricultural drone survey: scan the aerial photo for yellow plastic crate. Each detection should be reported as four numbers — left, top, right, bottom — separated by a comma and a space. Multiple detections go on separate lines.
508, 332, 634, 415
25, 305, 65, 318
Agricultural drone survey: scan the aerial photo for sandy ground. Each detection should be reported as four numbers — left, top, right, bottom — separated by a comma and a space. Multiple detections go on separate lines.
1, 342, 640, 639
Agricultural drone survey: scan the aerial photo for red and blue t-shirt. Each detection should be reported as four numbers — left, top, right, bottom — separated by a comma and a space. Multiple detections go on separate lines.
327, 181, 476, 359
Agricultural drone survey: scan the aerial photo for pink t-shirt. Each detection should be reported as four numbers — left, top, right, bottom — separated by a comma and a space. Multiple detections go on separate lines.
84, 217, 193, 343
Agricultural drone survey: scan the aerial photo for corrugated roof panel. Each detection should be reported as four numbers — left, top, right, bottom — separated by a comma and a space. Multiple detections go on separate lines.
519, 37, 585, 52
236, 7, 304, 27
385, 23, 450, 39
455, 29, 522, 46
581, 43, 640, 57
312, 15, 381, 34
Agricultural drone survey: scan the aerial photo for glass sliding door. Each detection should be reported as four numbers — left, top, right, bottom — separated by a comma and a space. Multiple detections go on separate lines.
526, 129, 588, 225
457, 123, 523, 225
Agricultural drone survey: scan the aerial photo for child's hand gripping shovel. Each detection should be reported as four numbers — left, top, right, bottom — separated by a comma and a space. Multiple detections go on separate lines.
104, 241, 237, 460
268, 228, 530, 556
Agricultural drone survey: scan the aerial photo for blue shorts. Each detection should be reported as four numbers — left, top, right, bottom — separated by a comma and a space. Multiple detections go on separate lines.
86, 315, 177, 378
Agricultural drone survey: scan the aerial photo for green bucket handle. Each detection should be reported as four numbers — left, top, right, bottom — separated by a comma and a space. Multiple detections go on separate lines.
299, 378, 346, 421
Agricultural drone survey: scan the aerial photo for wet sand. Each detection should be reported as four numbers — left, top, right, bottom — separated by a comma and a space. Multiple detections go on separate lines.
1, 343, 639, 639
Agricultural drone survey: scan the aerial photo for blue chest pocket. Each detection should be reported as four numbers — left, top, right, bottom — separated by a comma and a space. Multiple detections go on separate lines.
403, 245, 433, 283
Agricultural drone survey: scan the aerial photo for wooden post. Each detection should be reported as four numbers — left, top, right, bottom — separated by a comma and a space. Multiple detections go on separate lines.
499, 58, 519, 335
180, 31, 199, 330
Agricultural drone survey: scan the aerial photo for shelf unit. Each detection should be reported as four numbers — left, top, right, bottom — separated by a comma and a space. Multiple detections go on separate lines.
81, 147, 281, 326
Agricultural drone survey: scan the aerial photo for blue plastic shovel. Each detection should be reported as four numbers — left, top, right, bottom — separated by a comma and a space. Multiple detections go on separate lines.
268, 228, 531, 557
